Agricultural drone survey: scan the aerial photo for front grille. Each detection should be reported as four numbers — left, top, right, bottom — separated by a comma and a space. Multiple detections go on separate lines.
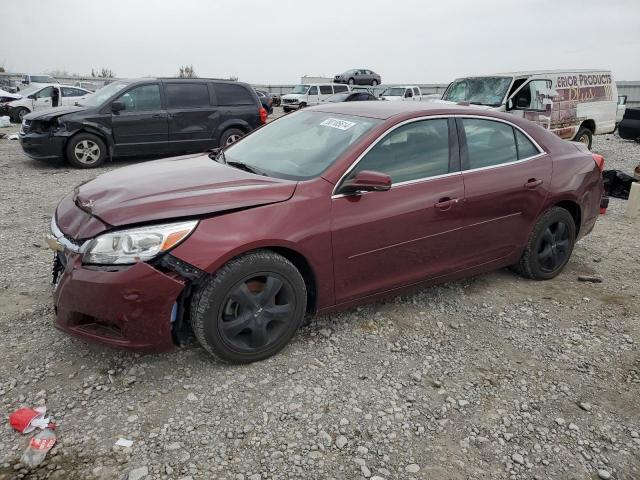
21, 120, 31, 134
283, 98, 297, 104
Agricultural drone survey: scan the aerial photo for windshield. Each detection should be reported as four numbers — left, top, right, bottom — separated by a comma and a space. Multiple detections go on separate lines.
31, 75, 56, 83
223, 111, 382, 180
80, 81, 131, 107
290, 85, 309, 94
442, 76, 512, 107
325, 93, 350, 102
382, 87, 405, 96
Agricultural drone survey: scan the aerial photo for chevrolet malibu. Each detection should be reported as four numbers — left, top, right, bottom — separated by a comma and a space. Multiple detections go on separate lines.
48, 102, 605, 363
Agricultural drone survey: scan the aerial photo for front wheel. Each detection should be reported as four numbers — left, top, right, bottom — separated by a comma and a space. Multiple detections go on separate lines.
65, 133, 107, 168
220, 128, 244, 147
574, 127, 593, 149
513, 207, 576, 280
15, 107, 30, 122
190, 250, 307, 363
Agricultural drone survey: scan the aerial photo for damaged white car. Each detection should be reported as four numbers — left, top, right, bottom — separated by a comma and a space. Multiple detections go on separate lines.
6, 84, 91, 122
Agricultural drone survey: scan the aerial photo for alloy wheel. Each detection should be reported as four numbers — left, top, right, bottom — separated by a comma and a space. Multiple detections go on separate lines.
578, 134, 590, 146
74, 140, 101, 164
18, 109, 28, 121
537, 220, 571, 272
218, 273, 295, 352
225, 134, 241, 146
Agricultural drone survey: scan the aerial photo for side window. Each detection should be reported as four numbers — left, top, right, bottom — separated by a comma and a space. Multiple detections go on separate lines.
515, 129, 540, 159
334, 85, 348, 93
36, 87, 54, 98
62, 87, 85, 97
348, 119, 450, 184
513, 80, 551, 111
308, 86, 318, 95
405, 89, 413, 98
413, 88, 420, 96
462, 118, 518, 169
214, 84, 255, 106
116, 84, 161, 112
320, 85, 333, 95
165, 83, 210, 109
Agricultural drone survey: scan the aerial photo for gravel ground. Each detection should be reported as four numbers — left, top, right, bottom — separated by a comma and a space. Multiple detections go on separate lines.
0, 121, 639, 480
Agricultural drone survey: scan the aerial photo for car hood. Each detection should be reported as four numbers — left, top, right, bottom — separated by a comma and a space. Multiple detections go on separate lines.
61, 154, 297, 236
24, 105, 87, 121
282, 93, 303, 100
0, 89, 21, 100
432, 99, 496, 110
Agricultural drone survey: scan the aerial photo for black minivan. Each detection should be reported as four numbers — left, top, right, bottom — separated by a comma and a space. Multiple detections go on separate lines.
19, 78, 266, 168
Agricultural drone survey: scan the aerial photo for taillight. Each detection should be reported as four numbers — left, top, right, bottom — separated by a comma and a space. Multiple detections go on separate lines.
592, 153, 605, 172
259, 107, 267, 124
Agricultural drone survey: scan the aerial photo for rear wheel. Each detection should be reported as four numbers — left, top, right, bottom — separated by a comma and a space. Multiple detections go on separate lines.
348, 78, 355, 85
574, 127, 593, 149
65, 133, 107, 168
372, 79, 378, 86
191, 250, 307, 363
220, 128, 244, 147
513, 207, 576, 280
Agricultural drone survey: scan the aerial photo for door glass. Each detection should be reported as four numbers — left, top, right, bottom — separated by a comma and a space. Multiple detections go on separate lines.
515, 129, 540, 159
214, 84, 255, 105
348, 119, 450, 183
116, 84, 161, 112
462, 118, 518, 169
334, 85, 348, 93
513, 80, 551, 110
308, 86, 318, 95
36, 87, 54, 98
319, 85, 333, 95
166, 83, 209, 109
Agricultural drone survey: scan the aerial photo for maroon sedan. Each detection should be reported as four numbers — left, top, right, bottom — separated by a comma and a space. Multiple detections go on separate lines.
48, 102, 605, 363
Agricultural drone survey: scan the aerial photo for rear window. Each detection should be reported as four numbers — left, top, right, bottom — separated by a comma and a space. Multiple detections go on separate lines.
320, 85, 333, 95
334, 85, 348, 93
214, 84, 255, 106
165, 83, 210, 109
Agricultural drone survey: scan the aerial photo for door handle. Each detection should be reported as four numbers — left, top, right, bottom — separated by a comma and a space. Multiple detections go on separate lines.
434, 197, 458, 211
524, 179, 543, 189
152, 113, 165, 118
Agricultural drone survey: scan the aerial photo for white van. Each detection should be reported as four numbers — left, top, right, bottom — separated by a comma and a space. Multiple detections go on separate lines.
380, 86, 422, 101
441, 70, 619, 148
281, 83, 350, 112
18, 74, 58, 91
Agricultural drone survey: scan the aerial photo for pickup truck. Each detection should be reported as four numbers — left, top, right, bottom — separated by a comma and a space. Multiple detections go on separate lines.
380, 86, 422, 101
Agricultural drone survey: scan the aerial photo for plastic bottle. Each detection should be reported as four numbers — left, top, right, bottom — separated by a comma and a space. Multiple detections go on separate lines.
20, 424, 57, 468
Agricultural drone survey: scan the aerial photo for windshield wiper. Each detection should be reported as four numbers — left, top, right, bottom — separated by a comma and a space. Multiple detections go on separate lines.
227, 161, 267, 176
208, 148, 227, 164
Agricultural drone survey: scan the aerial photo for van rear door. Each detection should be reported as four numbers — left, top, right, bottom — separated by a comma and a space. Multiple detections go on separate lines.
165, 82, 216, 154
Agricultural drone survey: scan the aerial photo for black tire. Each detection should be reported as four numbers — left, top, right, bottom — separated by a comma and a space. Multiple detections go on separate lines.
298, 102, 306, 109
574, 127, 593, 149
348, 78, 355, 85
191, 250, 307, 363
220, 128, 244, 148
513, 207, 576, 280
372, 80, 378, 86
15, 107, 29, 122
283, 107, 291, 113
65, 133, 107, 168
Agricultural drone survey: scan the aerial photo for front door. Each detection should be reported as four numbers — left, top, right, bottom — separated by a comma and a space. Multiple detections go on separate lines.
331, 118, 467, 304
456, 117, 552, 266
507, 79, 553, 130
33, 86, 57, 111
111, 83, 168, 156
307, 86, 319, 106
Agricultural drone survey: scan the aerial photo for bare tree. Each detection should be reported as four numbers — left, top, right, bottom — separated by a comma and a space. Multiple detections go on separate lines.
91, 68, 116, 78
178, 65, 197, 78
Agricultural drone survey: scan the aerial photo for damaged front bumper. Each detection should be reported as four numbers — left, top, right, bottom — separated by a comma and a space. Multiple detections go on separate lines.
20, 130, 66, 161
48, 219, 203, 353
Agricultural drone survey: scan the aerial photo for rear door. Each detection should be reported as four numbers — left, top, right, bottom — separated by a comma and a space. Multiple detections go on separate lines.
111, 82, 169, 155
457, 116, 552, 265
61, 87, 88, 106
331, 117, 467, 303
319, 85, 334, 103
165, 81, 217, 153
307, 85, 320, 105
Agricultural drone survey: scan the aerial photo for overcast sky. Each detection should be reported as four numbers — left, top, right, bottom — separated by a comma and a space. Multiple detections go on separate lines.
1, 0, 639, 84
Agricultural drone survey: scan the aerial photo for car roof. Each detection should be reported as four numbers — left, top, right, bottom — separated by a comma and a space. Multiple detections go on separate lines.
309, 101, 503, 120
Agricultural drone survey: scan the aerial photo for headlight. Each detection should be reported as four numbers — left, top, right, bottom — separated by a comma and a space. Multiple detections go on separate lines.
83, 220, 198, 265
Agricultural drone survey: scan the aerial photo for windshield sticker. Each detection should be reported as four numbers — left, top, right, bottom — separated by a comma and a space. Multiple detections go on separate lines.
320, 118, 356, 131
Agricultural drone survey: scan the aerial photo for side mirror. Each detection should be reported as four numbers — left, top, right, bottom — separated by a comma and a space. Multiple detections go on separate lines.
339, 170, 391, 195
111, 101, 125, 113
28, 94, 36, 100
506, 98, 514, 111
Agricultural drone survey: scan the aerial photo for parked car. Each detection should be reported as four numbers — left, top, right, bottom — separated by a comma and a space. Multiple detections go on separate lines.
0, 88, 21, 116
74, 81, 99, 92
441, 70, 618, 148
380, 86, 423, 101
334, 69, 382, 86
618, 107, 640, 142
616, 95, 627, 125
47, 102, 605, 363
19, 78, 266, 168
18, 74, 58, 91
0, 77, 18, 93
7, 84, 91, 122
255, 89, 274, 114
281, 83, 350, 112
270, 92, 281, 107
322, 91, 378, 102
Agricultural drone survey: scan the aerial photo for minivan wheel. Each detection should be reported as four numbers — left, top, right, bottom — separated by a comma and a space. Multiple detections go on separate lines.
513, 207, 576, 280
220, 128, 244, 147
191, 250, 307, 363
574, 127, 593, 149
65, 133, 107, 168
348, 78, 355, 85
372, 80, 378, 86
